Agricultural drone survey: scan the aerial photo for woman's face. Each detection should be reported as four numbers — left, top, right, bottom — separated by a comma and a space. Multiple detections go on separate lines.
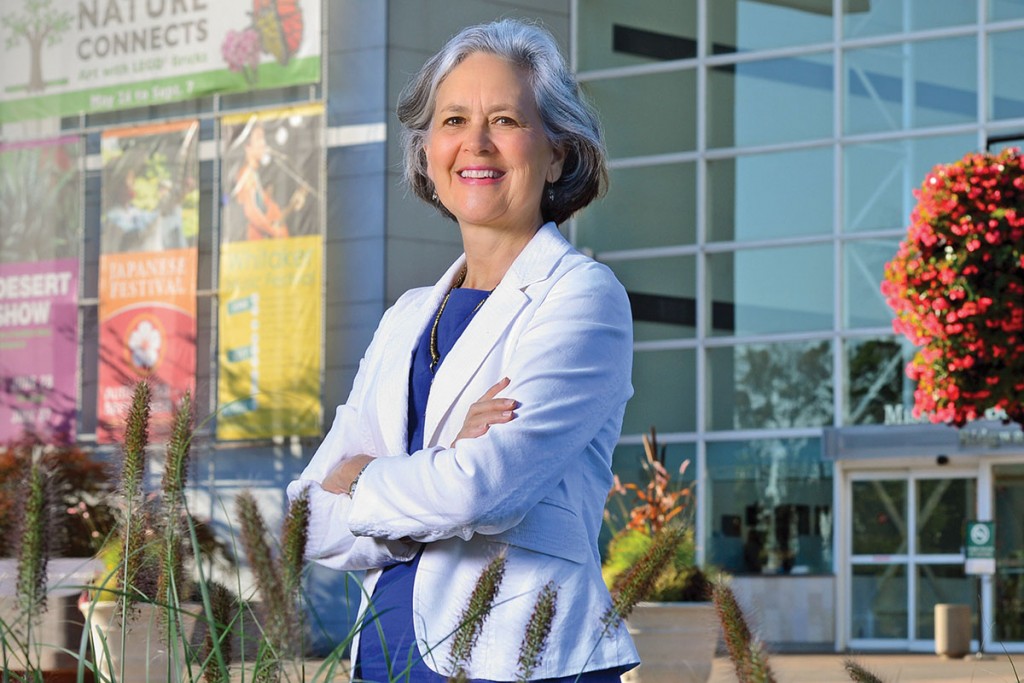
424, 52, 564, 234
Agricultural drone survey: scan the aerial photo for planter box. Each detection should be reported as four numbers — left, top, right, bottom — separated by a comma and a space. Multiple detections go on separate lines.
0, 558, 101, 678
622, 602, 718, 683
78, 597, 265, 682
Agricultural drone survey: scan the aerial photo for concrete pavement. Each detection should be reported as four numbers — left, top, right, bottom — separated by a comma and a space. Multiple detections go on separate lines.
708, 652, 1023, 683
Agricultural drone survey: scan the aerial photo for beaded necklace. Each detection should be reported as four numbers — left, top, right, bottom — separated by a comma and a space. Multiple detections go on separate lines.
429, 269, 491, 373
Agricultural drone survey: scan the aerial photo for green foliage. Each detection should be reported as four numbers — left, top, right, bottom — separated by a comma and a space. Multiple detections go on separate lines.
15, 455, 50, 619
449, 552, 507, 678
602, 525, 709, 602
516, 581, 558, 683
712, 578, 777, 683
603, 526, 689, 628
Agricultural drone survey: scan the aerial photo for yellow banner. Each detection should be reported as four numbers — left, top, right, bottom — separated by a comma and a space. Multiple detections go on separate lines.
216, 235, 322, 439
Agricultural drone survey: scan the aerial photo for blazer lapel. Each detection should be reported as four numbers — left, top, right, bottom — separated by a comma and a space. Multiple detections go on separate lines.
376, 257, 466, 457
422, 223, 572, 448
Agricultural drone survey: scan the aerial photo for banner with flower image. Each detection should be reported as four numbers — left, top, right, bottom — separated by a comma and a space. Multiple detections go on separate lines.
0, 0, 320, 124
0, 136, 81, 442
97, 120, 199, 443
216, 105, 322, 439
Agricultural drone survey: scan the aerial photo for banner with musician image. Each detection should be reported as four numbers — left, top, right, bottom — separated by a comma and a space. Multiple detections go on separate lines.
97, 120, 199, 443
217, 105, 322, 439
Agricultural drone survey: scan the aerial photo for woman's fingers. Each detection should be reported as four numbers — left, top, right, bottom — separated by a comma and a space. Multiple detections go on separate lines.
452, 378, 517, 445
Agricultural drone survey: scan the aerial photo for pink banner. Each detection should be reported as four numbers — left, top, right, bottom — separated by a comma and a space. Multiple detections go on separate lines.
0, 260, 79, 441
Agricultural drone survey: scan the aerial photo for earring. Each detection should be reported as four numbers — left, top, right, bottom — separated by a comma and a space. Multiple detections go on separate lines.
431, 191, 438, 202
547, 186, 555, 203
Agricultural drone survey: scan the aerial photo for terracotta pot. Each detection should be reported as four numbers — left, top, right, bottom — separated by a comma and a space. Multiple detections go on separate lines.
622, 602, 718, 683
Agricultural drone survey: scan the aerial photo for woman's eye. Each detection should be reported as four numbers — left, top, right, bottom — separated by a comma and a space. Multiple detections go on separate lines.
442, 116, 464, 126
494, 116, 517, 126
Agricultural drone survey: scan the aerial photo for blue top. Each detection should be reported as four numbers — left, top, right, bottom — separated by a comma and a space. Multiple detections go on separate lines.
355, 287, 622, 683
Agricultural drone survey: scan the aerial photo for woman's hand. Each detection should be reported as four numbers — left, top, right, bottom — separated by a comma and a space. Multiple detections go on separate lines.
321, 453, 375, 495
452, 377, 517, 446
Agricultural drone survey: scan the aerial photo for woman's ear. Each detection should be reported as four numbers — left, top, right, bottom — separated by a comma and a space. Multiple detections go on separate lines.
547, 144, 566, 184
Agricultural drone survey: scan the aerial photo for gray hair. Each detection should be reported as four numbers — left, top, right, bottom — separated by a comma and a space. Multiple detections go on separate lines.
396, 19, 608, 225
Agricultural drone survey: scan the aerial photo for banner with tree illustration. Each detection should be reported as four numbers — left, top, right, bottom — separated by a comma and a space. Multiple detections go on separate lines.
0, 136, 81, 442
0, 0, 320, 124
97, 120, 199, 443
217, 104, 322, 439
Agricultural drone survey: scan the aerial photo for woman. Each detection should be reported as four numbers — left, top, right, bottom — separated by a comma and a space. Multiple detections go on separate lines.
287, 19, 638, 682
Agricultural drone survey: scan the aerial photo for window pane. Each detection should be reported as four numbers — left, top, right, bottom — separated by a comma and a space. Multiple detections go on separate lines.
844, 238, 900, 329
990, 30, 1024, 121
844, 38, 977, 135
706, 437, 832, 575
709, 147, 833, 242
577, 0, 698, 71
610, 255, 696, 341
708, 52, 832, 148
708, 245, 833, 337
851, 564, 908, 638
917, 479, 975, 554
708, 0, 832, 55
709, 340, 833, 430
585, 70, 697, 158
844, 337, 916, 426
578, 162, 696, 252
990, 0, 1024, 21
843, 0, 976, 38
852, 480, 907, 554
843, 134, 976, 233
623, 349, 697, 435
916, 565, 977, 639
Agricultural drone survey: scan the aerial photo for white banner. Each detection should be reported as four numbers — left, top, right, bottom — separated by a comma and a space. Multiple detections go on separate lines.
0, 0, 321, 123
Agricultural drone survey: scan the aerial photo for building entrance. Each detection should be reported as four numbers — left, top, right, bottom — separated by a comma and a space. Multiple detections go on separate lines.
846, 472, 979, 650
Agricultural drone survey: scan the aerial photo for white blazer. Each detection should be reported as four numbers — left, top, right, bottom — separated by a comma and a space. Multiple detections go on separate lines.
287, 223, 640, 680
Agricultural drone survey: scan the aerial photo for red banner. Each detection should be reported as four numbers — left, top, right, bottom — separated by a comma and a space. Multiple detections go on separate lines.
97, 121, 199, 442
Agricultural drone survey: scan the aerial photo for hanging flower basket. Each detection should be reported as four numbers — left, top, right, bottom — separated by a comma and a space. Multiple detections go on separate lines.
881, 147, 1024, 428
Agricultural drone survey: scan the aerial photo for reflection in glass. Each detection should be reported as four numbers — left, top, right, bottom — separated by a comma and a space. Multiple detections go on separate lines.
706, 438, 832, 575
609, 255, 696, 342
844, 38, 977, 135
576, 0, 697, 71
917, 479, 976, 554
708, 52, 832, 148
708, 147, 832, 243
578, 162, 696, 253
916, 565, 977, 639
844, 338, 914, 426
851, 565, 908, 639
990, 0, 1024, 21
708, 245, 833, 337
843, 134, 976, 232
707, 0, 832, 54
584, 70, 697, 158
843, 0, 975, 38
852, 480, 908, 555
994, 465, 1024, 640
623, 348, 697, 435
844, 238, 902, 329
989, 30, 1024, 121
709, 341, 833, 431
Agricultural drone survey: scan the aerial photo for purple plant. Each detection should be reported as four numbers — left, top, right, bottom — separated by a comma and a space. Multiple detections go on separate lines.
221, 29, 261, 84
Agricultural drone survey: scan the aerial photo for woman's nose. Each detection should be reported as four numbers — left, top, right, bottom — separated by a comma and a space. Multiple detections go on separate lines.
464, 122, 494, 154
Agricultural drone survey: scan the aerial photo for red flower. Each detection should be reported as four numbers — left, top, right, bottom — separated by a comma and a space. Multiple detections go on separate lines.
883, 147, 1024, 428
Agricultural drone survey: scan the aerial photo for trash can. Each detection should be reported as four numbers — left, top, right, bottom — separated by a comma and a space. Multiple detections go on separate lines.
935, 603, 971, 658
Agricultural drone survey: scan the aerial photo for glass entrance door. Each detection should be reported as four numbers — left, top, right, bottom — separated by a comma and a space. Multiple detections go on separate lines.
994, 465, 1024, 642
848, 473, 978, 649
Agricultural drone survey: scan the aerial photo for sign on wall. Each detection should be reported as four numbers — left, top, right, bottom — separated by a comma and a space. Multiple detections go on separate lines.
97, 120, 199, 443
0, 0, 321, 124
217, 104, 322, 440
0, 136, 82, 442
965, 520, 996, 576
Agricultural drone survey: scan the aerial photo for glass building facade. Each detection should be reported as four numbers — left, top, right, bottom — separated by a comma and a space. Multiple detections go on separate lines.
572, 0, 1024, 651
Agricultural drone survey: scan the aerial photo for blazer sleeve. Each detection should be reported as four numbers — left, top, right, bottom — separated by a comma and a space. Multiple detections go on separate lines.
286, 304, 418, 570
347, 262, 633, 543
